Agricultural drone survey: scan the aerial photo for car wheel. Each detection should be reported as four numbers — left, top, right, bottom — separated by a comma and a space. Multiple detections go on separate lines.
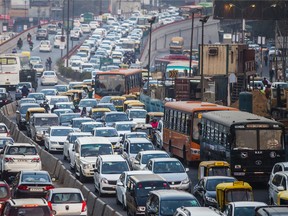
79, 169, 86, 183
122, 195, 126, 210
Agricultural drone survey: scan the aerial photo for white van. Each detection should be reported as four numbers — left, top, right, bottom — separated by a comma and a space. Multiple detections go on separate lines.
72, 137, 113, 182
53, 35, 66, 48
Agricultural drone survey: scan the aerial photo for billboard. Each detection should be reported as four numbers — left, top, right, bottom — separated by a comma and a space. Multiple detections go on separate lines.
11, 0, 29, 9
213, 0, 288, 20
30, 0, 50, 7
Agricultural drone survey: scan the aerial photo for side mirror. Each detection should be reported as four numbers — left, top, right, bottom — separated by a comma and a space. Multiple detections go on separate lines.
117, 182, 123, 186
134, 160, 140, 165
72, 148, 75, 152
16, 111, 20, 114
185, 168, 189, 172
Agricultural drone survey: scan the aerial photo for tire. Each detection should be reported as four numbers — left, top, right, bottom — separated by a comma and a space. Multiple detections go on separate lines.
79, 169, 86, 183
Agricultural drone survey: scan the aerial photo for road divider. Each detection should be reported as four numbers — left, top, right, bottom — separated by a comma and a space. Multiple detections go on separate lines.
0, 101, 123, 216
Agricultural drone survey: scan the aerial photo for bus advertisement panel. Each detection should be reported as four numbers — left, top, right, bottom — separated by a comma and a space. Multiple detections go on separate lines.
0, 55, 21, 87
200, 110, 286, 182
163, 101, 237, 163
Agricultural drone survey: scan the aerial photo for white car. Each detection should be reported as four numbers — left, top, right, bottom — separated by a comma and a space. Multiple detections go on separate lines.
224, 201, 267, 216
0, 123, 10, 137
93, 127, 120, 147
30, 56, 42, 65
154, 120, 163, 148
44, 126, 75, 152
39, 40, 52, 52
76, 52, 89, 63
89, 21, 99, 30
54, 35, 66, 48
70, 61, 82, 72
126, 108, 147, 124
78, 98, 98, 113
81, 24, 91, 33
63, 132, 92, 162
145, 158, 191, 191
41, 71, 58, 86
269, 162, 288, 185
112, 121, 136, 137
70, 30, 80, 40
116, 170, 153, 210
131, 150, 170, 170
94, 155, 130, 196
48, 95, 69, 109
32, 64, 45, 76
46, 188, 87, 216
1, 143, 42, 180
269, 171, 288, 205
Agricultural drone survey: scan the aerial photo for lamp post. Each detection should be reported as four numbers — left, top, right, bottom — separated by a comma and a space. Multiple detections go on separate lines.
66, 0, 70, 67
189, 9, 201, 77
147, 16, 156, 96
200, 15, 209, 101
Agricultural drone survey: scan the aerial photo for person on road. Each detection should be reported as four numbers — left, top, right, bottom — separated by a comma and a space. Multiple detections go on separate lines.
27, 33, 32, 42
81, 107, 87, 117
17, 38, 23, 49
21, 85, 29, 98
47, 57, 52, 70
150, 118, 158, 129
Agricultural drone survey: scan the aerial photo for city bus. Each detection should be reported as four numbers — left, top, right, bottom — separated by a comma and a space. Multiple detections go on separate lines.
179, 5, 203, 19
0, 54, 22, 88
200, 110, 286, 182
162, 101, 237, 163
94, 69, 142, 99
197, 2, 213, 16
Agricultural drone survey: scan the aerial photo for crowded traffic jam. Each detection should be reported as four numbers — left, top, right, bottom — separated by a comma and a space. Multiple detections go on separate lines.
1, 1, 288, 215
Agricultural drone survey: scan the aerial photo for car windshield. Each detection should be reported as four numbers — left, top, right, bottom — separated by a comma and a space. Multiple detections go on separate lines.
105, 113, 128, 122
126, 133, 147, 139
17, 83, 32, 88
154, 161, 185, 173
52, 193, 82, 203
34, 65, 43, 68
50, 98, 69, 105
234, 206, 258, 216
208, 167, 231, 177
11, 206, 51, 216
28, 94, 45, 100
226, 190, 253, 202
40, 90, 57, 96
20, 99, 36, 104
160, 199, 199, 216
60, 114, 80, 124
141, 153, 169, 164
129, 110, 147, 118
101, 161, 129, 174
130, 143, 154, 154
56, 103, 74, 109
20, 105, 40, 114
55, 86, 68, 92
7, 146, 37, 155
206, 178, 235, 191
136, 181, 169, 197
82, 124, 102, 132
51, 129, 74, 136
35, 117, 58, 126
97, 104, 116, 111
44, 72, 55, 76
21, 173, 50, 182
73, 119, 94, 128
81, 144, 113, 157
69, 134, 91, 143
95, 129, 118, 137
54, 109, 73, 116
79, 100, 97, 107
92, 111, 107, 119
116, 124, 134, 131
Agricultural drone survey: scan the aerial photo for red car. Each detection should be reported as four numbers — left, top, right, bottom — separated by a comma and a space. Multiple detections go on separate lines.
0, 181, 11, 214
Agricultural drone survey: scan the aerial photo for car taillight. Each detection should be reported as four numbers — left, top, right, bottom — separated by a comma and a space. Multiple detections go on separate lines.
4, 157, 14, 162
81, 200, 87, 212
31, 158, 40, 162
6, 131, 10, 136
45, 185, 54, 191
18, 185, 28, 190
47, 201, 52, 210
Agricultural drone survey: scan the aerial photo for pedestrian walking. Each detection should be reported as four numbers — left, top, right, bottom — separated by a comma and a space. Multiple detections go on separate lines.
47, 57, 52, 70
269, 69, 274, 82
264, 55, 268, 66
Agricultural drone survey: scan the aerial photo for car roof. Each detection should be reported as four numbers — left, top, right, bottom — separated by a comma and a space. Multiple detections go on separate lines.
100, 154, 126, 162
150, 158, 180, 162
151, 189, 195, 200
138, 150, 168, 155
127, 138, 151, 143
274, 171, 288, 176
72, 117, 93, 121
113, 121, 135, 125
33, 113, 58, 118
76, 136, 111, 144
49, 126, 73, 129
130, 174, 166, 182
230, 201, 267, 207
68, 132, 92, 136
94, 127, 116, 130
81, 122, 103, 125
178, 207, 223, 216
50, 188, 82, 193
7, 143, 34, 147
0, 123, 7, 126
123, 170, 153, 176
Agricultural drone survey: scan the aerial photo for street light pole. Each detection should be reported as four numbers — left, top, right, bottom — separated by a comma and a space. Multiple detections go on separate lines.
200, 15, 209, 101
188, 12, 195, 77
147, 16, 156, 96
66, 0, 70, 67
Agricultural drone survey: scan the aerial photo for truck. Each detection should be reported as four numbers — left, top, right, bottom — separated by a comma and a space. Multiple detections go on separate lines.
169, 37, 184, 54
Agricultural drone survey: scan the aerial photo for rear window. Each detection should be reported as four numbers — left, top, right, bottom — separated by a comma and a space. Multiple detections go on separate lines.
21, 173, 50, 182
7, 146, 37, 155
135, 181, 169, 197
44, 72, 55, 76
52, 193, 82, 203
10, 206, 51, 216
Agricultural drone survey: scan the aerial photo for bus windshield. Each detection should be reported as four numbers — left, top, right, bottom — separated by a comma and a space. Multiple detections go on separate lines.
235, 129, 282, 150
95, 74, 125, 96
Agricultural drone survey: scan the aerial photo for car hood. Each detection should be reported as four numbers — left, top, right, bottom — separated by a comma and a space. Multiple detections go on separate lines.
81, 157, 97, 164
156, 173, 188, 182
50, 136, 69, 142
107, 137, 121, 143
35, 126, 49, 132
131, 118, 146, 124
101, 174, 121, 181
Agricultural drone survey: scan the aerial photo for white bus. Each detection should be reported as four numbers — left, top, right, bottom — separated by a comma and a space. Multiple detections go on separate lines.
0, 54, 22, 88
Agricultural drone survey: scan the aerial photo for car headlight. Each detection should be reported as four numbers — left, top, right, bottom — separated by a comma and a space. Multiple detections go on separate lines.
137, 206, 146, 211
205, 196, 217, 203
182, 177, 190, 184
82, 163, 92, 169
50, 141, 58, 145
101, 178, 108, 184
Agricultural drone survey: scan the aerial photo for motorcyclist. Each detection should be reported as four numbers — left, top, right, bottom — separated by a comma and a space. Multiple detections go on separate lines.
17, 38, 23, 49
74, 105, 80, 113
27, 33, 32, 42
12, 48, 17, 53
29, 41, 34, 51
21, 85, 29, 98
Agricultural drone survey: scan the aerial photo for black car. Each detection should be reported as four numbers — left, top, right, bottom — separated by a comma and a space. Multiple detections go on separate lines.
11, 171, 54, 198
0, 93, 12, 107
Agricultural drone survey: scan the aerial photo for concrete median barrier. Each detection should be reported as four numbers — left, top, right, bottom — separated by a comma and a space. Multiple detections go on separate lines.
73, 179, 84, 191
40, 150, 59, 176
93, 198, 107, 216
57, 165, 67, 184
64, 174, 76, 187
86, 192, 97, 216
103, 205, 116, 216
62, 169, 73, 186
81, 185, 91, 199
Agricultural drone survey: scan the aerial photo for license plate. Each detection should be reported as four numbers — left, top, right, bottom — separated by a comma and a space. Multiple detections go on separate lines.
30, 188, 43, 192
18, 159, 27, 162
5, 82, 10, 84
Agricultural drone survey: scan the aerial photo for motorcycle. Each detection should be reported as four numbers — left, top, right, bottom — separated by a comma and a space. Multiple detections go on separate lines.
29, 41, 33, 51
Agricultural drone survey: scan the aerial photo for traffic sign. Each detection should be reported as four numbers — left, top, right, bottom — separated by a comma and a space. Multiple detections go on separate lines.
169, 69, 178, 78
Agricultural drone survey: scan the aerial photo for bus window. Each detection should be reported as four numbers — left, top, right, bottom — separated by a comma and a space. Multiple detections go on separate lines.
235, 130, 257, 150
260, 130, 282, 150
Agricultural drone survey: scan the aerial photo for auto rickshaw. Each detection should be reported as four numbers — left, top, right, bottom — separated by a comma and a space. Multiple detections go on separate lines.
67, 89, 85, 106
198, 161, 231, 180
277, 191, 288, 205
123, 100, 141, 111
122, 94, 137, 101
216, 181, 253, 211
125, 101, 145, 111
132, 123, 154, 141
58, 92, 73, 101
146, 112, 164, 124
89, 108, 111, 120
25, 107, 46, 122
71, 84, 88, 90
109, 96, 126, 111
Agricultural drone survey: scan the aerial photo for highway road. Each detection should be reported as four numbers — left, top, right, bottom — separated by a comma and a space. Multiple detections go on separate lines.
7, 23, 269, 215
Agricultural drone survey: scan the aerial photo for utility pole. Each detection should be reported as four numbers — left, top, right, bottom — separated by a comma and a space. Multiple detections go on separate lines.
66, 0, 70, 67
